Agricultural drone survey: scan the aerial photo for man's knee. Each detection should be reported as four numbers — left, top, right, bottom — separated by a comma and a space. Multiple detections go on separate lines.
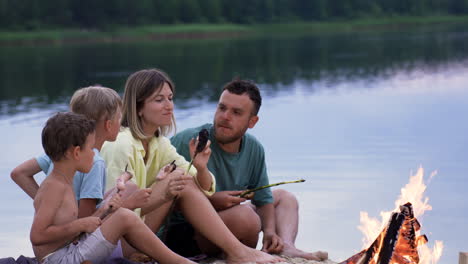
225, 205, 261, 234
273, 189, 298, 208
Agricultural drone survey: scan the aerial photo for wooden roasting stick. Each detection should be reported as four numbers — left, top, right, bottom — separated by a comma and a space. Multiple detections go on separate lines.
239, 179, 305, 198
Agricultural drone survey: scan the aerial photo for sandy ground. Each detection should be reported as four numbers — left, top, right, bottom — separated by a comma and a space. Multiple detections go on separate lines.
198, 255, 339, 264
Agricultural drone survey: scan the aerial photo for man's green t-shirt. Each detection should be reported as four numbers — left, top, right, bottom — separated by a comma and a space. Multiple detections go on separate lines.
171, 123, 273, 207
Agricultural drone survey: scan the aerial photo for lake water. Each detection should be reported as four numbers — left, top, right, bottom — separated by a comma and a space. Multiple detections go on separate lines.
0, 23, 467, 263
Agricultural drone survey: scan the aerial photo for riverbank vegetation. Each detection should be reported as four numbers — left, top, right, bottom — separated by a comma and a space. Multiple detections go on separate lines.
1, 0, 468, 45
2, 0, 468, 30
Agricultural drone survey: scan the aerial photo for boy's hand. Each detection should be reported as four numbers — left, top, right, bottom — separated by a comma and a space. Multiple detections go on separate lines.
105, 193, 123, 212
116, 171, 133, 192
125, 188, 152, 210
189, 139, 211, 171
78, 216, 101, 233
209, 191, 247, 211
165, 169, 192, 200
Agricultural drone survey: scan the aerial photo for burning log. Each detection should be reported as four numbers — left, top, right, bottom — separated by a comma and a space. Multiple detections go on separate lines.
460, 252, 468, 264
340, 203, 427, 264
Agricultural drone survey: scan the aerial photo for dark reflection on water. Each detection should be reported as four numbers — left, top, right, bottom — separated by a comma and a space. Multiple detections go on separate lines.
0, 23, 467, 263
1, 23, 468, 117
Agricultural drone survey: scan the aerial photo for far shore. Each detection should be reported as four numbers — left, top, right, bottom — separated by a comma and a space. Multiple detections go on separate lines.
1, 15, 468, 46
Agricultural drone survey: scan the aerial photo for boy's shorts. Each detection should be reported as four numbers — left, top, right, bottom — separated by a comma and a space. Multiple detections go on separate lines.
42, 227, 116, 264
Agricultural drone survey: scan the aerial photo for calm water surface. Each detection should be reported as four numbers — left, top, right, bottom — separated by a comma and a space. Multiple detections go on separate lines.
0, 24, 467, 263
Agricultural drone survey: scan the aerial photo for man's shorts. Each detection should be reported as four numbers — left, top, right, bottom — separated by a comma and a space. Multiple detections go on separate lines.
163, 221, 202, 257
42, 227, 116, 264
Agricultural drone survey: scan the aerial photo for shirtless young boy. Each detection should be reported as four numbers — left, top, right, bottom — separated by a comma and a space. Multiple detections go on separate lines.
11, 86, 150, 219
31, 112, 194, 264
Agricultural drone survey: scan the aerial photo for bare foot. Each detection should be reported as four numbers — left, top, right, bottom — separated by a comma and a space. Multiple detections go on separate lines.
131, 252, 196, 264
129, 252, 153, 263
226, 246, 285, 264
281, 245, 328, 261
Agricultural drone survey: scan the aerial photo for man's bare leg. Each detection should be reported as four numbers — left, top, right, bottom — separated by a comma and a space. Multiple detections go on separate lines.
272, 189, 328, 261
194, 204, 261, 255
100, 208, 195, 264
178, 180, 283, 264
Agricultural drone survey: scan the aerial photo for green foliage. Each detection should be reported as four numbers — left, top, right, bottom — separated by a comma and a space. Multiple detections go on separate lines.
1, 0, 468, 30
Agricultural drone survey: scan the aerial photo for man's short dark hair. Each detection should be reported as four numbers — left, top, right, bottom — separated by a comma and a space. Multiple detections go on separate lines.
42, 112, 96, 162
222, 78, 262, 116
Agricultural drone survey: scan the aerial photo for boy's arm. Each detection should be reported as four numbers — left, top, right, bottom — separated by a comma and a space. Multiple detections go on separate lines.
78, 199, 99, 218
10, 158, 42, 199
30, 184, 99, 246
76, 159, 106, 218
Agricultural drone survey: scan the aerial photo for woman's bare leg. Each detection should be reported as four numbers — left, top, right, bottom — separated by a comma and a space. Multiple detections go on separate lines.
194, 204, 261, 255
177, 179, 284, 264
121, 179, 173, 257
100, 208, 195, 264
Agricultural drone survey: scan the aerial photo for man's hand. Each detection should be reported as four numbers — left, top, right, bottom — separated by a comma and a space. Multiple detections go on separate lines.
209, 190, 247, 211
189, 138, 211, 171
262, 231, 284, 254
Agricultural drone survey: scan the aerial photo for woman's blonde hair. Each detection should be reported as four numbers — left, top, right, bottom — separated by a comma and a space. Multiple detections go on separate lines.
70, 85, 122, 122
121, 68, 176, 140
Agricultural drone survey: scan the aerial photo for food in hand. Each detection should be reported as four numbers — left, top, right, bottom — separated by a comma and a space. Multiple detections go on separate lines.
196, 128, 209, 154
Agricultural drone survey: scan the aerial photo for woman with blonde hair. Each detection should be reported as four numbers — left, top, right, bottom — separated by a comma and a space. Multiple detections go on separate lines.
101, 68, 283, 263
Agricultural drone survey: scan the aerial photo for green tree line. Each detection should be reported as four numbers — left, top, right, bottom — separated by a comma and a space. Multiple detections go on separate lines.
1, 0, 468, 30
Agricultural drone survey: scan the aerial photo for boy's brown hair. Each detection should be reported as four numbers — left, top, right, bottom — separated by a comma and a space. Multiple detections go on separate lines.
42, 112, 96, 162
70, 85, 122, 122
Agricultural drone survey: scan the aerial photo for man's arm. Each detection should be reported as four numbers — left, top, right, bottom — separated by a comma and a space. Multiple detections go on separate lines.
10, 158, 42, 199
256, 203, 283, 254
30, 184, 100, 246
188, 138, 213, 192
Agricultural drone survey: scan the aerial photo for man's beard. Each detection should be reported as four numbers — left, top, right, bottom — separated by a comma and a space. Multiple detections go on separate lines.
214, 121, 248, 145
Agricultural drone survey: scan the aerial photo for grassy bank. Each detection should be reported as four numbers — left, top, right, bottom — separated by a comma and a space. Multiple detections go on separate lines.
1, 15, 468, 46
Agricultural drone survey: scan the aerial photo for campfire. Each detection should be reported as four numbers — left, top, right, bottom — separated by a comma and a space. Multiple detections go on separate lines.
340, 202, 426, 264
340, 167, 443, 264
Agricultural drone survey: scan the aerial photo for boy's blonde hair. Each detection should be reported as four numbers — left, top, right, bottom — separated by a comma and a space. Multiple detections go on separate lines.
122, 69, 176, 140
70, 86, 122, 122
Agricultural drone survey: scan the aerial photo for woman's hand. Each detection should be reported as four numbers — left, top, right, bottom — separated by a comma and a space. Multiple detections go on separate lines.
156, 163, 177, 181
164, 168, 192, 200
124, 188, 152, 210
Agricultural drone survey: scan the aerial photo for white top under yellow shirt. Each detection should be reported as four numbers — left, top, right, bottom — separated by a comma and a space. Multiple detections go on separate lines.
101, 127, 216, 216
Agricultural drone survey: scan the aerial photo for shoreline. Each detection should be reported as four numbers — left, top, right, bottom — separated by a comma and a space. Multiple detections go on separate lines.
1, 15, 468, 46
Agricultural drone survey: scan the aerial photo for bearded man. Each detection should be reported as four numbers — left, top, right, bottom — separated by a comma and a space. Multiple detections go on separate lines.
170, 79, 328, 261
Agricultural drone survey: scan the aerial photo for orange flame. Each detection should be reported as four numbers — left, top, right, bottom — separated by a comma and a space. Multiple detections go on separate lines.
358, 167, 443, 263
